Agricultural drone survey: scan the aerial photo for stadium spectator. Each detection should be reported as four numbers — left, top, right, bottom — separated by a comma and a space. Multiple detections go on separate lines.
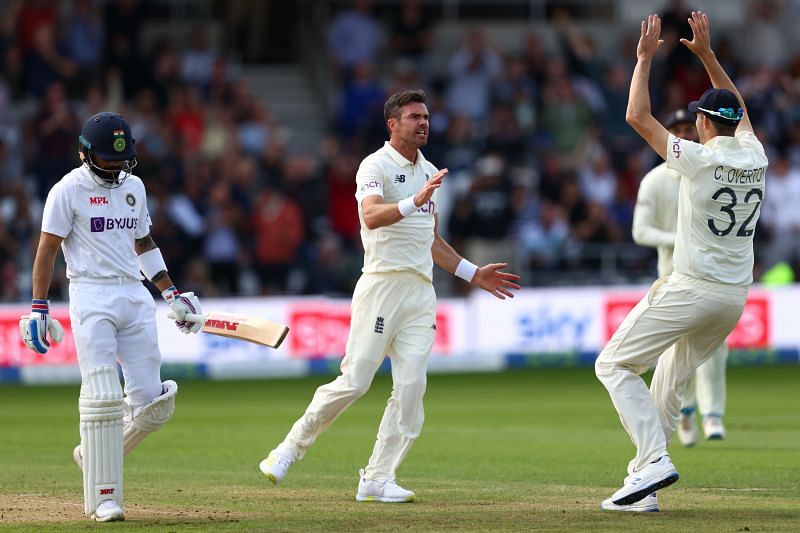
251, 186, 305, 294
326, 0, 385, 80
445, 29, 504, 122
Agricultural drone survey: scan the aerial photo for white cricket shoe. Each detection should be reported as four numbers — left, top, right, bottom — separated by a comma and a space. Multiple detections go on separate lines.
73, 444, 83, 470
356, 469, 415, 503
609, 456, 679, 506
259, 449, 296, 484
703, 415, 726, 440
601, 492, 659, 512
677, 412, 699, 447
92, 499, 124, 522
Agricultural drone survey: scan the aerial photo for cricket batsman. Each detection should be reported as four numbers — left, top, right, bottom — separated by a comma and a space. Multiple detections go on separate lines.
19, 112, 203, 521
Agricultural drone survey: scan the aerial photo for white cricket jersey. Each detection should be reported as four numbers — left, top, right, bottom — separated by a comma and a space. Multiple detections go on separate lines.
355, 142, 440, 281
666, 131, 768, 285
632, 162, 680, 277
41, 166, 151, 280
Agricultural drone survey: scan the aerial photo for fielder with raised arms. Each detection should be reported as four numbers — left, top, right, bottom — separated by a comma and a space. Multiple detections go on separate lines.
632, 109, 730, 448
595, 12, 767, 511
259, 90, 520, 502
19, 112, 203, 522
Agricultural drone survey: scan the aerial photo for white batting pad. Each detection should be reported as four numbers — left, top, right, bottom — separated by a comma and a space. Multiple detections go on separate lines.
123, 380, 178, 454
79, 365, 124, 516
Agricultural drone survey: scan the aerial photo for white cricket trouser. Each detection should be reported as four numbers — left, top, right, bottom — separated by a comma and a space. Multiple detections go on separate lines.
280, 271, 436, 479
69, 279, 164, 411
595, 273, 746, 472
679, 342, 728, 417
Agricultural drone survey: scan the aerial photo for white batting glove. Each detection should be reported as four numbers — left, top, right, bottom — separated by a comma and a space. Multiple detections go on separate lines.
162, 287, 203, 334
19, 299, 64, 354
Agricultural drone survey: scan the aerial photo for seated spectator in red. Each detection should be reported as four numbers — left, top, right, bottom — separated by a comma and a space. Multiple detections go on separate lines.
252, 186, 305, 293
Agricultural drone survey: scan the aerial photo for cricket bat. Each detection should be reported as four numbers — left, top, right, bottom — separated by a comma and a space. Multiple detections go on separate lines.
181, 311, 289, 348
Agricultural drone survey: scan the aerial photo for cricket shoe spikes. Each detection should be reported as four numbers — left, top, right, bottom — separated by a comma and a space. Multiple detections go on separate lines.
610, 456, 679, 506
356, 469, 416, 503
601, 492, 659, 512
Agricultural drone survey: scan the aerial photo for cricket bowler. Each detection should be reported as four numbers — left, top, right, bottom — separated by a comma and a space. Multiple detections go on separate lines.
259, 89, 520, 502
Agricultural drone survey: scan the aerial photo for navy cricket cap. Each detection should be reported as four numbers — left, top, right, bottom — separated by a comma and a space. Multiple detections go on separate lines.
664, 109, 695, 129
688, 88, 743, 125
79, 112, 136, 161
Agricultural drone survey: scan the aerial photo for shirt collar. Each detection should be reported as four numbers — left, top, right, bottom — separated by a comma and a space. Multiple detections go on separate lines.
383, 141, 424, 167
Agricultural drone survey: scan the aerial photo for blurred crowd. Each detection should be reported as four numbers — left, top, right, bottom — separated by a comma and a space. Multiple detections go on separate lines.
2, 0, 800, 302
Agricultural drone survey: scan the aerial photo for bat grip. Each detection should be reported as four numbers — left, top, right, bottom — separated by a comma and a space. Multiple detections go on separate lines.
182, 312, 207, 324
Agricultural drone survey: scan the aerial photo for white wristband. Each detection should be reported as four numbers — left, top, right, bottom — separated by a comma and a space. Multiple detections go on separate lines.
397, 196, 418, 217
136, 247, 168, 280
455, 258, 478, 283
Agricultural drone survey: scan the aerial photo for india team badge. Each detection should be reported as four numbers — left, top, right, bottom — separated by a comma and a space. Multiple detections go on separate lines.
113, 129, 126, 152
125, 193, 136, 207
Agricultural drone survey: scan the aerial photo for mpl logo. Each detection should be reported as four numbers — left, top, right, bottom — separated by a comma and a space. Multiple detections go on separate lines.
90, 217, 138, 233
89, 196, 108, 206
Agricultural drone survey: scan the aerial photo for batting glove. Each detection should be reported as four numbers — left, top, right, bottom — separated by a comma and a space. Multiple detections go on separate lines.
163, 287, 203, 334
19, 299, 64, 354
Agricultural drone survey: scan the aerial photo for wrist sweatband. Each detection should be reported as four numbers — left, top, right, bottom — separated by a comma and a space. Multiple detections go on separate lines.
161, 286, 179, 302
397, 196, 418, 217
31, 299, 49, 314
137, 248, 168, 280
455, 258, 478, 283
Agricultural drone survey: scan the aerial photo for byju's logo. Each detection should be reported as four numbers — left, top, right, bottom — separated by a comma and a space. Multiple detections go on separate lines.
90, 217, 138, 233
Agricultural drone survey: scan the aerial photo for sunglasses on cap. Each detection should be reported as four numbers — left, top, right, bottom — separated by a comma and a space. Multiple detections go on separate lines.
697, 106, 743, 121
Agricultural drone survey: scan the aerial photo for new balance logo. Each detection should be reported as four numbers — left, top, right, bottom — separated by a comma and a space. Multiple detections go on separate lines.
89, 197, 108, 206
394, 174, 406, 183
374, 316, 385, 334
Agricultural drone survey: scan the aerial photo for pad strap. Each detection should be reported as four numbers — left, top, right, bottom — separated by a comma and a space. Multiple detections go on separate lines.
123, 380, 178, 454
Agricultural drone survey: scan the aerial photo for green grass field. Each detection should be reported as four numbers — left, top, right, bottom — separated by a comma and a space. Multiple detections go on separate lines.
1, 365, 798, 531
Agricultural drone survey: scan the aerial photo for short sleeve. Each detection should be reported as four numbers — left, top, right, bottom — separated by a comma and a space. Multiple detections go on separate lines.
135, 183, 151, 239
735, 130, 767, 158
41, 181, 73, 238
355, 158, 384, 203
666, 134, 705, 179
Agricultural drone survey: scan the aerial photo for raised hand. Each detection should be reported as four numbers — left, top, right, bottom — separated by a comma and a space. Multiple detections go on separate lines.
413, 168, 448, 207
471, 263, 521, 300
680, 11, 712, 58
637, 14, 664, 61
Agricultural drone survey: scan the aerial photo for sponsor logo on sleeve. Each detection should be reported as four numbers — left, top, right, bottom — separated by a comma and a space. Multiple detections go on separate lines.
671, 137, 681, 159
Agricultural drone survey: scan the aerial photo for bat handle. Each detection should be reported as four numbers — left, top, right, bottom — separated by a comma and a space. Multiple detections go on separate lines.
167, 311, 207, 324
183, 312, 207, 324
